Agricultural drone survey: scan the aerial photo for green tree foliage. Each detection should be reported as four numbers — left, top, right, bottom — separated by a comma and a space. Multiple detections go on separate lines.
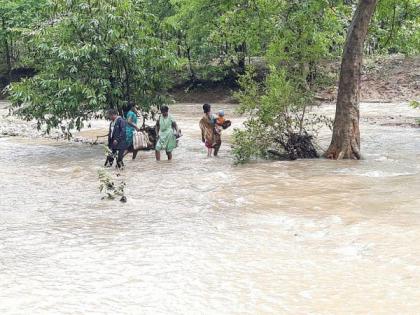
8, 0, 177, 132
232, 0, 418, 163
0, 0, 47, 85
368, 0, 419, 54
232, 1, 344, 163
3, 0, 418, 139
167, 0, 277, 83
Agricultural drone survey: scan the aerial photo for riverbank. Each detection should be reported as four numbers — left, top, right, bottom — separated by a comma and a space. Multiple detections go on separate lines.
169, 55, 419, 104
1, 100, 418, 151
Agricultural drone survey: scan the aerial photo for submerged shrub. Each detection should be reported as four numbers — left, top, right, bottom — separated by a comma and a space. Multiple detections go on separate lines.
232, 67, 331, 164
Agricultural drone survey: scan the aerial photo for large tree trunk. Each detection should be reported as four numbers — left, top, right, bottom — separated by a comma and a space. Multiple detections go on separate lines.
325, 0, 378, 160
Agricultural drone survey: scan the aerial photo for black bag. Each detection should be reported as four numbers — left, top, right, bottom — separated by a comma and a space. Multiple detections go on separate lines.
222, 120, 232, 129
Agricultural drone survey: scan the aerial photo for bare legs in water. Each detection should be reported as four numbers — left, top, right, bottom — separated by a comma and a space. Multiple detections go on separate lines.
155, 150, 172, 161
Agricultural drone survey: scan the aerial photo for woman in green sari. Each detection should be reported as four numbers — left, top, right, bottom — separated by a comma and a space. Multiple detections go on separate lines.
155, 105, 179, 161
124, 102, 141, 159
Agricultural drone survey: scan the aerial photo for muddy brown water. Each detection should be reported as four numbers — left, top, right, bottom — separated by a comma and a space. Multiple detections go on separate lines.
0, 102, 419, 314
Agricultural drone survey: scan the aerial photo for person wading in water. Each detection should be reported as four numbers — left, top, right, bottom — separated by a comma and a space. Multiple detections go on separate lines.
199, 103, 222, 157
155, 105, 179, 161
105, 108, 127, 169
123, 101, 141, 160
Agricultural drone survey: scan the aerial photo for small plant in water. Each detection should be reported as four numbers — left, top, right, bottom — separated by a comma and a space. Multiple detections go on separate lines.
98, 169, 127, 202
98, 145, 127, 202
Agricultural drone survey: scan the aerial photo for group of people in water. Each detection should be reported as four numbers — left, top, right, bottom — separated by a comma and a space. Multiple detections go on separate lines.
105, 103, 230, 168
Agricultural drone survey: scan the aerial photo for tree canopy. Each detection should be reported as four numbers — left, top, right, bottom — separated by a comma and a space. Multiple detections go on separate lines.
0, 0, 418, 137
7, 0, 177, 131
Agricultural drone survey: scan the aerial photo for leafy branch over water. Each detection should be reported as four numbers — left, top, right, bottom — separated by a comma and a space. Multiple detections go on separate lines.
98, 145, 126, 202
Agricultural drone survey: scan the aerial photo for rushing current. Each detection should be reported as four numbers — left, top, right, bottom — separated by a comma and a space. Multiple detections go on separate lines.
0, 101, 419, 314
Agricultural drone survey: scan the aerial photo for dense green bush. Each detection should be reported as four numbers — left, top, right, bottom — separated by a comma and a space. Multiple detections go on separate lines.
8, 0, 177, 132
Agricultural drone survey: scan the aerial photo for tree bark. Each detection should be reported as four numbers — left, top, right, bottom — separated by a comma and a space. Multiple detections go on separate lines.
186, 46, 197, 84
2, 18, 12, 85
325, 0, 378, 160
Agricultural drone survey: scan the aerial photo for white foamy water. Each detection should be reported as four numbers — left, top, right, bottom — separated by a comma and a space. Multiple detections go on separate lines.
0, 102, 419, 314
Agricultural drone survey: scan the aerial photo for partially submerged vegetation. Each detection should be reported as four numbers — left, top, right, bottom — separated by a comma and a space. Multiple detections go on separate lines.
98, 146, 126, 202
232, 67, 332, 163
98, 168, 126, 202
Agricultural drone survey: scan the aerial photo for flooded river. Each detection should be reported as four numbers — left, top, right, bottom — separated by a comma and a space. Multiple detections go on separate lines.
0, 101, 419, 314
